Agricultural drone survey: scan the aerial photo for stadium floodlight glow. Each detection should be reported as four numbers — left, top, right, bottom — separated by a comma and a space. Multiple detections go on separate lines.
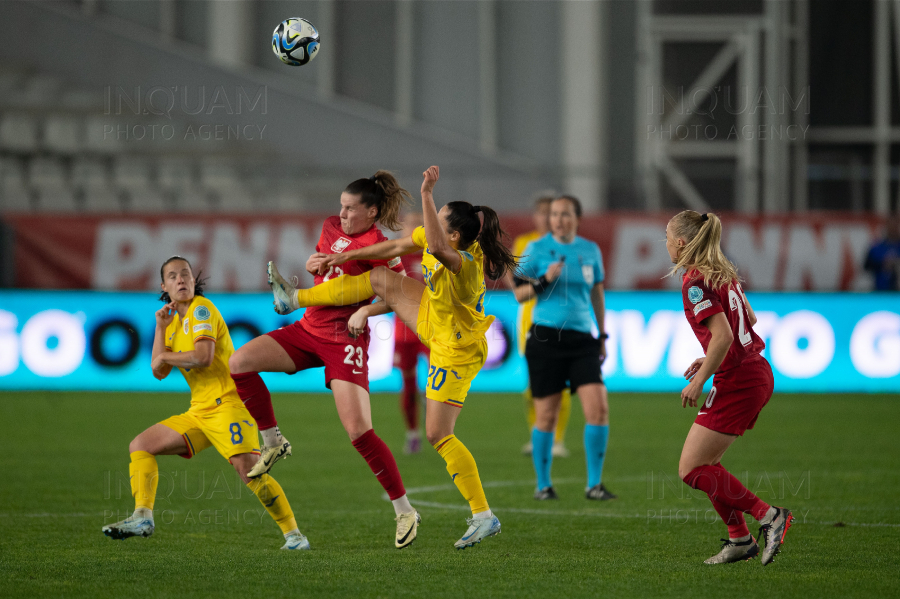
769, 310, 835, 378
20, 310, 86, 377
849, 311, 900, 378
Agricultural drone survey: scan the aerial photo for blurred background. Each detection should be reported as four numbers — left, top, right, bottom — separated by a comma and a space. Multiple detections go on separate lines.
0, 0, 897, 394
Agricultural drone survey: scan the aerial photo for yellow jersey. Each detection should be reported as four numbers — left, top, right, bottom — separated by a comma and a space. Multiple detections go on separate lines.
412, 225, 495, 349
512, 230, 543, 354
164, 296, 241, 411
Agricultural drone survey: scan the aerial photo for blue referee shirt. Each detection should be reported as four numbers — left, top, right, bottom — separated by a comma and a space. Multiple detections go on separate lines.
518, 234, 605, 335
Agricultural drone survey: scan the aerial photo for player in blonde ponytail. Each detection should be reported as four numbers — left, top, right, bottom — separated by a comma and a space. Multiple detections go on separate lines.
664, 210, 793, 566
667, 211, 739, 290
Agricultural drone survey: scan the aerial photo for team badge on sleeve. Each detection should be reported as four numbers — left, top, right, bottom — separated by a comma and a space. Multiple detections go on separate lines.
688, 286, 704, 304
388, 256, 401, 267
194, 305, 211, 321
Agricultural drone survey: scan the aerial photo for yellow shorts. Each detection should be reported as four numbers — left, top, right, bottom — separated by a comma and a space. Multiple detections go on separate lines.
424, 338, 487, 406
159, 401, 260, 462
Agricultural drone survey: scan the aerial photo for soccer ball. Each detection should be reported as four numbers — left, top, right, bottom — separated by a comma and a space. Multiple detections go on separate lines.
272, 18, 320, 66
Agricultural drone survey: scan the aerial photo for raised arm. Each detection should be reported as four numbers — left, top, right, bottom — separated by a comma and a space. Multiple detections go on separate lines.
151, 303, 175, 380
317, 236, 420, 274
420, 165, 462, 274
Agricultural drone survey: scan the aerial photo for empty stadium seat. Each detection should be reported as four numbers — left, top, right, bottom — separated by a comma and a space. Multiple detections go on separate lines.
0, 113, 39, 152
0, 156, 32, 212
43, 116, 82, 154
29, 157, 77, 212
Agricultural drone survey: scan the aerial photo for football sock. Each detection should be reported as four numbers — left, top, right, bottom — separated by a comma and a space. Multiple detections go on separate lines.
129, 451, 158, 512
296, 271, 374, 308
760, 506, 778, 525
284, 527, 300, 538
231, 372, 278, 431
433, 435, 489, 515
556, 389, 572, 444
584, 424, 609, 488
351, 429, 407, 501
391, 495, 415, 516
247, 474, 297, 535
133, 507, 153, 521
683, 463, 771, 521
260, 427, 284, 448
709, 495, 751, 539
401, 372, 418, 430
473, 509, 494, 520
531, 428, 554, 490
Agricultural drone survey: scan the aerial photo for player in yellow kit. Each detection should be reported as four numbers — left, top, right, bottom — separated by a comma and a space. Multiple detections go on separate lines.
101, 256, 309, 550
506, 193, 572, 458
268, 165, 518, 549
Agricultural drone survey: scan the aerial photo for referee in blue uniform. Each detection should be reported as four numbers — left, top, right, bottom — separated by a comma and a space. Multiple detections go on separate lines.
514, 195, 616, 501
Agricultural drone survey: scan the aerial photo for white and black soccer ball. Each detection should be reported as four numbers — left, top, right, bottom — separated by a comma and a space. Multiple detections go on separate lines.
272, 18, 320, 66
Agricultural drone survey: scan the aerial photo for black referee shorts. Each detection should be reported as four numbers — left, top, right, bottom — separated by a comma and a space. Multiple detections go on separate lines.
525, 324, 604, 398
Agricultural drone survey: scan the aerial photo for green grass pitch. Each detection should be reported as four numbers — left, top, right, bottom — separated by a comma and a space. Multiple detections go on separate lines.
1, 391, 898, 598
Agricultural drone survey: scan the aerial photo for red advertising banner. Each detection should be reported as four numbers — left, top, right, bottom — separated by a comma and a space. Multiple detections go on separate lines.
3, 212, 887, 291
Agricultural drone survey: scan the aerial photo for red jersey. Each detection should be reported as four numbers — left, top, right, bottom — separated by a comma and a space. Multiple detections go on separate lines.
395, 252, 425, 343
299, 216, 404, 342
681, 271, 766, 376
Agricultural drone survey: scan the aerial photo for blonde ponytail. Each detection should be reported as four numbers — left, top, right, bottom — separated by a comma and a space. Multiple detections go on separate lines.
667, 211, 739, 290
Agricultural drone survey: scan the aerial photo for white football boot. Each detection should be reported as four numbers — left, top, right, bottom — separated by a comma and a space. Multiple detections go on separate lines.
281, 532, 311, 550
454, 515, 501, 550
102, 514, 154, 540
268, 261, 299, 315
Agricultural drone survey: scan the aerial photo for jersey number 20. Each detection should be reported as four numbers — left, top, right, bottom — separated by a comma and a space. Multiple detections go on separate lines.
728, 289, 752, 347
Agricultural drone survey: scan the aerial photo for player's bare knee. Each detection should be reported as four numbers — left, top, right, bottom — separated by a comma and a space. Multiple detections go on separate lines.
128, 437, 145, 454
425, 428, 448, 447
228, 351, 247, 375
369, 266, 389, 294
230, 454, 255, 484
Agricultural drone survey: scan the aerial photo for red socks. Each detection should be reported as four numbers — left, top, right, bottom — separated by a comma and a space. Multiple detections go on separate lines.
231, 372, 277, 430
400, 373, 418, 431
352, 429, 406, 500
683, 463, 771, 526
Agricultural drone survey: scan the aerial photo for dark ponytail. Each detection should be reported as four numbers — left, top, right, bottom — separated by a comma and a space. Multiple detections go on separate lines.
445, 201, 518, 280
158, 255, 207, 302
344, 170, 412, 231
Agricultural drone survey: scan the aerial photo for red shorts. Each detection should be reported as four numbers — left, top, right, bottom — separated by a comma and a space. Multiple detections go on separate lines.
695, 356, 774, 436
394, 339, 429, 371
267, 321, 369, 392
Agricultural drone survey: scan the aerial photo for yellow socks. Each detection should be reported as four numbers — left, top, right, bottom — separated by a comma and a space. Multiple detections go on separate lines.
525, 388, 571, 444
433, 435, 489, 515
247, 474, 298, 535
297, 271, 374, 308
129, 451, 158, 511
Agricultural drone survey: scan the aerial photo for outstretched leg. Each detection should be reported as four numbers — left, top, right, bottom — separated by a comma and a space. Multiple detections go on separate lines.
272, 263, 425, 333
